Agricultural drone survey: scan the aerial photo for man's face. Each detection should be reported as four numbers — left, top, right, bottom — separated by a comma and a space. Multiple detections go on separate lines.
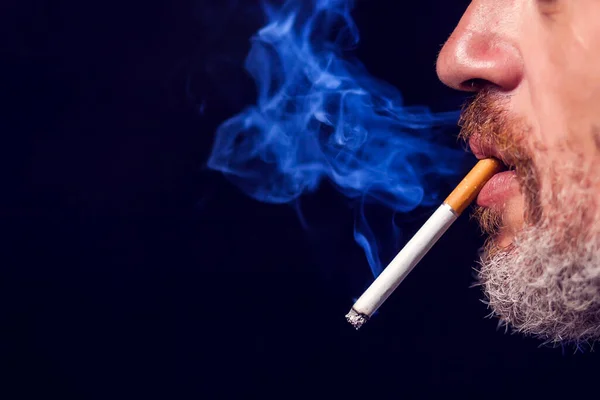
436, 0, 600, 344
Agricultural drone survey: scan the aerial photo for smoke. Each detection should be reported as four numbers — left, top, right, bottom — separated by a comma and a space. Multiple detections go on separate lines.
207, 0, 465, 277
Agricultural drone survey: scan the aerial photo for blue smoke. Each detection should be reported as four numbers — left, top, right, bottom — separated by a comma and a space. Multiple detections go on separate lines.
207, 0, 465, 277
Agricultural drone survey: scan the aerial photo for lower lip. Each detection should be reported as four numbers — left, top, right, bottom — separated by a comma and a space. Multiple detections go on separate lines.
477, 171, 519, 208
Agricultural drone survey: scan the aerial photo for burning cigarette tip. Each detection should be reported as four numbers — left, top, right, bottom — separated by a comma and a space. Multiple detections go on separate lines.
345, 308, 368, 330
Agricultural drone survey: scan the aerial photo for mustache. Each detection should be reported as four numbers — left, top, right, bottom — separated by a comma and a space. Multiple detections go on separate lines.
458, 88, 542, 225
457, 87, 524, 162
457, 87, 507, 144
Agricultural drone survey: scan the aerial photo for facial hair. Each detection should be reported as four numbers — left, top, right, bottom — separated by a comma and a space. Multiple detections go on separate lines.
459, 89, 600, 346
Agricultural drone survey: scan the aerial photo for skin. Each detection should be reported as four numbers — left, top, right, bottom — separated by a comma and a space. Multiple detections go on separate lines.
437, 0, 600, 242
435, 0, 600, 344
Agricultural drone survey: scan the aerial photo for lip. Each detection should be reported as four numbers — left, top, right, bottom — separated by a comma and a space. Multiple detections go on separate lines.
468, 136, 521, 209
469, 136, 504, 162
477, 170, 519, 208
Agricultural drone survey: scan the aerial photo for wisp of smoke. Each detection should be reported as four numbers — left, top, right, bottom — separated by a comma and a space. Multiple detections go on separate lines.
207, 0, 465, 277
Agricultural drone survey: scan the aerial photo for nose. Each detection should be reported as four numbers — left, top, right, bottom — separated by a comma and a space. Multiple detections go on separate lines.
436, 3, 523, 92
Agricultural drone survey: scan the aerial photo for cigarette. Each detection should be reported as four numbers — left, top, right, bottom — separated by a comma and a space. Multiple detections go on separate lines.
345, 158, 503, 329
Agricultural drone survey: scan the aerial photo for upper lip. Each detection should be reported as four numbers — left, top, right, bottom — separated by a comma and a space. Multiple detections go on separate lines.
469, 136, 512, 168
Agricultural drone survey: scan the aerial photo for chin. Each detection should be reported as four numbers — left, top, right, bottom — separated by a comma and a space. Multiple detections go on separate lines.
476, 218, 600, 346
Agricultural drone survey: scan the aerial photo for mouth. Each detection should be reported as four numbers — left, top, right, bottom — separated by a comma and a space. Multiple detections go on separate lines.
469, 137, 519, 209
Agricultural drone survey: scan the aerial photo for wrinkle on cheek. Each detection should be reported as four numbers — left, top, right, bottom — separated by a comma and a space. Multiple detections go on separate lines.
569, 25, 589, 52
592, 126, 600, 152
565, 0, 599, 53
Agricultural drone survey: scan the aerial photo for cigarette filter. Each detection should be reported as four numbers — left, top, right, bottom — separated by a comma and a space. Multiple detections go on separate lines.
346, 158, 503, 329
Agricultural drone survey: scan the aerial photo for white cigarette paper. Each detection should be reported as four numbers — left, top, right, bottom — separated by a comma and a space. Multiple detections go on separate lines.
346, 158, 503, 329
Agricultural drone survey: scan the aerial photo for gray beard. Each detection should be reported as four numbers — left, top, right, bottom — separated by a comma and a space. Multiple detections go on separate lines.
477, 162, 600, 346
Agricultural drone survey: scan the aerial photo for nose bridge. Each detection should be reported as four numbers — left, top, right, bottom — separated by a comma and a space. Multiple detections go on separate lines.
436, 1, 523, 92
460, 1, 508, 37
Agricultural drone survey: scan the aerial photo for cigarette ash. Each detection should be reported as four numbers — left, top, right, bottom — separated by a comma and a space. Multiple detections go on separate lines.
345, 308, 368, 330
207, 0, 465, 277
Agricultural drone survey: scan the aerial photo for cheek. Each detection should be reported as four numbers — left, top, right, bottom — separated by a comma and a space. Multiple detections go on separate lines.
522, 4, 600, 155
522, 53, 571, 151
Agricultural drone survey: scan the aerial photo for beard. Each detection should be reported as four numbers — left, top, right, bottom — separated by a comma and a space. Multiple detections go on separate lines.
459, 89, 600, 345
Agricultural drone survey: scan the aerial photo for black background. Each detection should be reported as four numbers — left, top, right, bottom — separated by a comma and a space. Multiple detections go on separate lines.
3, 0, 599, 398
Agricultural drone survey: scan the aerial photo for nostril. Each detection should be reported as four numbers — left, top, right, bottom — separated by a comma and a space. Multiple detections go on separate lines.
461, 78, 488, 92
